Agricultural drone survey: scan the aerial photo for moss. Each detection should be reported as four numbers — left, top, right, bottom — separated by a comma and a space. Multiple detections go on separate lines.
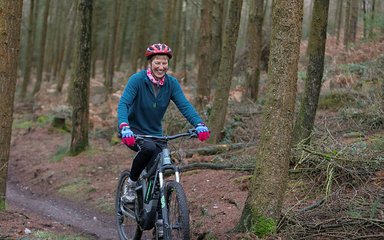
37, 115, 52, 125
12, 120, 34, 129
237, 205, 277, 237
33, 230, 89, 239
58, 179, 90, 199
250, 215, 277, 237
52, 145, 69, 162
0, 199, 6, 210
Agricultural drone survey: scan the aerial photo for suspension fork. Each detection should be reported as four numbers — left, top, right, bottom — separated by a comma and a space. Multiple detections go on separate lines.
158, 165, 179, 234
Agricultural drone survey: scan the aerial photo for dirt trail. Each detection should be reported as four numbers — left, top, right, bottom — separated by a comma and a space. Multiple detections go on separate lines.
6, 182, 117, 239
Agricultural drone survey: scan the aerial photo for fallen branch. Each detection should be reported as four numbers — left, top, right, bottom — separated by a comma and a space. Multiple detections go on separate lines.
184, 142, 255, 158
179, 163, 253, 172
179, 162, 320, 174
297, 198, 325, 212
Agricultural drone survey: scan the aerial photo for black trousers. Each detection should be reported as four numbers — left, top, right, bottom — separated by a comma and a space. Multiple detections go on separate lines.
128, 140, 166, 181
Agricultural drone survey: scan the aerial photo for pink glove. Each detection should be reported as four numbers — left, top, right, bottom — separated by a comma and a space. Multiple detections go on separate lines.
120, 123, 135, 146
195, 123, 210, 141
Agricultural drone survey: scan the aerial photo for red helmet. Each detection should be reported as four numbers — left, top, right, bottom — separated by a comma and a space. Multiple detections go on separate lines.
145, 43, 173, 59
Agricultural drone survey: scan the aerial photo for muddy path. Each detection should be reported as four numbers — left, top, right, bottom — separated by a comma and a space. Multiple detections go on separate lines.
6, 182, 118, 239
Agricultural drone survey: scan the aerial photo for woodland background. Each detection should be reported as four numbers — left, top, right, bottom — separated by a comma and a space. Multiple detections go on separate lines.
0, 0, 384, 239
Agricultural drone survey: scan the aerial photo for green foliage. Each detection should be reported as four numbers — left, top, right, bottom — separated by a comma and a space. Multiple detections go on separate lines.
250, 215, 277, 237
37, 115, 52, 124
58, 179, 90, 199
370, 136, 384, 152
340, 63, 367, 77
0, 199, 5, 210
52, 144, 69, 162
12, 120, 35, 129
33, 230, 89, 240
318, 91, 358, 110
12, 115, 55, 129
200, 232, 218, 240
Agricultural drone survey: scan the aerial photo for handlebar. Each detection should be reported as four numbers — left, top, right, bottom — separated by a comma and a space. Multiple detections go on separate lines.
118, 129, 198, 141
135, 129, 198, 141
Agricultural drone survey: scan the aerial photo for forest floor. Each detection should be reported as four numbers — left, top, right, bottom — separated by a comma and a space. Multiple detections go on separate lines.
1, 36, 384, 239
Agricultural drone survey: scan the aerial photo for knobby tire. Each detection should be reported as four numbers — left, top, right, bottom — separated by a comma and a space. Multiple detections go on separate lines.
165, 181, 190, 239
115, 170, 143, 240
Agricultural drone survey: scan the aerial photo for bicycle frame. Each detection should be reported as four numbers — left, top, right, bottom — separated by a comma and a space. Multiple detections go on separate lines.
117, 129, 196, 239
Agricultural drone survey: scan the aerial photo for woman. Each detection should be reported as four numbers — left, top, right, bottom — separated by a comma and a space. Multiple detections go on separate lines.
117, 43, 210, 203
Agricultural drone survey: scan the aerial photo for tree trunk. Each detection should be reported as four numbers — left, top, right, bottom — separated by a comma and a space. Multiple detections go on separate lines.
162, 0, 176, 45
369, 0, 375, 38
336, 0, 343, 45
129, 0, 149, 73
211, 0, 224, 84
57, 3, 77, 93
293, 0, 330, 146
33, 0, 50, 95
245, 0, 264, 101
343, 0, 351, 47
70, 0, 92, 156
20, 0, 36, 99
171, 0, 182, 71
237, 0, 303, 235
104, 0, 120, 93
0, 0, 23, 210
116, 0, 131, 70
208, 0, 243, 143
178, 0, 188, 81
196, 0, 214, 111
363, 0, 368, 39
349, 0, 359, 43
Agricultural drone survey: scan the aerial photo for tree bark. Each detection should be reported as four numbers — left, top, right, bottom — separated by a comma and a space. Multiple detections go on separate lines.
70, 0, 92, 155
293, 0, 330, 146
0, 0, 23, 210
369, 0, 375, 38
104, 0, 120, 93
349, 0, 359, 43
196, 0, 214, 111
237, 0, 303, 235
57, 3, 77, 93
208, 0, 243, 143
343, 0, 351, 47
33, 0, 50, 95
20, 0, 36, 99
336, 0, 343, 45
245, 0, 264, 101
211, 0, 224, 84
129, 0, 149, 73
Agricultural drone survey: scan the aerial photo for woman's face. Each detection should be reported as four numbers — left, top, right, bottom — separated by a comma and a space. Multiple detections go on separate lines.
150, 55, 169, 79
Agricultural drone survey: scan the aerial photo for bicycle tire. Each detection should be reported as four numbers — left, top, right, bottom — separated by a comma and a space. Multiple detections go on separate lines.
164, 181, 190, 239
115, 170, 143, 240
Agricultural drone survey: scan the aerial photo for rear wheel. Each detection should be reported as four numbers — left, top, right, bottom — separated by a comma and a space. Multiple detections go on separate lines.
164, 181, 190, 239
115, 170, 143, 240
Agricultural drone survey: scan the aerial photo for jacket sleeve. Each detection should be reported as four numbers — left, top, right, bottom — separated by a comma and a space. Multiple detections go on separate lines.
171, 78, 203, 127
117, 76, 138, 129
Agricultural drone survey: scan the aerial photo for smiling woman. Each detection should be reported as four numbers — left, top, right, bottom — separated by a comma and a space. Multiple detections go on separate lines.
116, 43, 211, 204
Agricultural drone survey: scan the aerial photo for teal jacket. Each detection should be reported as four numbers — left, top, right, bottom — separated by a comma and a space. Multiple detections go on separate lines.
117, 70, 203, 136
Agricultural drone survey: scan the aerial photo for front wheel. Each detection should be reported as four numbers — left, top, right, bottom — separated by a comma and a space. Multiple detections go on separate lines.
115, 170, 143, 240
164, 181, 190, 239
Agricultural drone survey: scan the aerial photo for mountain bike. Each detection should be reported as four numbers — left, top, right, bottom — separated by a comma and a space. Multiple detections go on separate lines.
115, 129, 197, 240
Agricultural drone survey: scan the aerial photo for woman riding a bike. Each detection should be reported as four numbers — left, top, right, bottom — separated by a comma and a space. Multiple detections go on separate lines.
117, 43, 210, 204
